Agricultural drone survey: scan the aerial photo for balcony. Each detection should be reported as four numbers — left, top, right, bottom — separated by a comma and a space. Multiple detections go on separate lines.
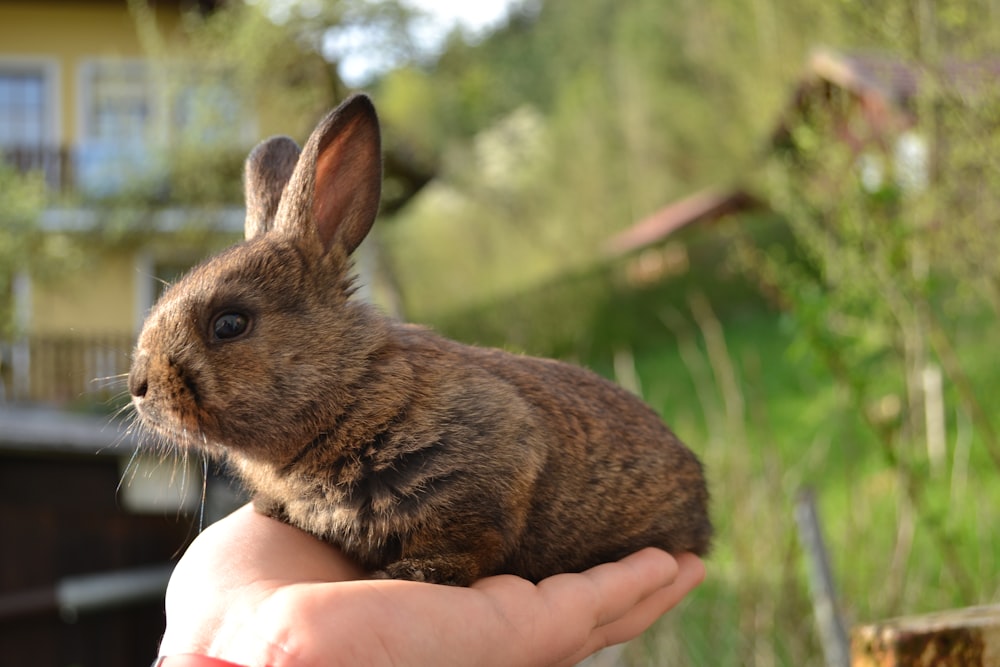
1, 334, 135, 408
2, 145, 74, 192
2, 142, 246, 204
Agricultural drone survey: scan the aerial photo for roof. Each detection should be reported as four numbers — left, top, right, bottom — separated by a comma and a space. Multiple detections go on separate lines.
811, 48, 1000, 105
605, 188, 763, 257
809, 49, 920, 105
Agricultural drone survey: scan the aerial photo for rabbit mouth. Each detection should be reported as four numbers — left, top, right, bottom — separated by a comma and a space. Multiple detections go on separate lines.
133, 398, 214, 453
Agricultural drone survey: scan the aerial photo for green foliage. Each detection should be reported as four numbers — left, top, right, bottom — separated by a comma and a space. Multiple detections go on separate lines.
0, 164, 47, 336
719, 6, 1000, 661
621, 307, 1000, 665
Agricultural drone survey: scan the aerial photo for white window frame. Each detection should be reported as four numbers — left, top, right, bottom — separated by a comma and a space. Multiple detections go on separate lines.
0, 55, 61, 148
74, 57, 170, 196
75, 57, 165, 146
76, 57, 255, 148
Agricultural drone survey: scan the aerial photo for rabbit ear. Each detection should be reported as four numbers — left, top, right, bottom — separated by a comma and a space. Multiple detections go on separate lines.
274, 94, 382, 255
244, 136, 301, 240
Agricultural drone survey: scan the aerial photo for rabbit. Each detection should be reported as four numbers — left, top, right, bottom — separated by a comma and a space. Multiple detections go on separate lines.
128, 94, 712, 586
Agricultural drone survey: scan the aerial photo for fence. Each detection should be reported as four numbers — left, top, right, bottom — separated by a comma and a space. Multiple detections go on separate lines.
1, 334, 135, 406
2, 145, 74, 192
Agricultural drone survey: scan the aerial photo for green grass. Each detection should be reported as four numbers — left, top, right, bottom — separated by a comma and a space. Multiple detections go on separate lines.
623, 307, 1000, 664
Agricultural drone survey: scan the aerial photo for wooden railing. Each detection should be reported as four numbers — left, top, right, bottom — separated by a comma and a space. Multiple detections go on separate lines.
2, 143, 248, 203
1, 334, 135, 407
1, 145, 74, 192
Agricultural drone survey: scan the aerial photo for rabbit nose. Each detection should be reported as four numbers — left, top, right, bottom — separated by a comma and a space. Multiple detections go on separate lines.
129, 353, 149, 399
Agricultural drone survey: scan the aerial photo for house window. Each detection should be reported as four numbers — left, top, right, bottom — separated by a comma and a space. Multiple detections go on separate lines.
76, 59, 163, 197
76, 59, 250, 196
82, 60, 154, 142
0, 60, 60, 185
0, 69, 47, 148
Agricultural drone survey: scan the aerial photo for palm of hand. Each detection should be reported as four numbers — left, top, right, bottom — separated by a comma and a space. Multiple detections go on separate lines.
158, 505, 705, 667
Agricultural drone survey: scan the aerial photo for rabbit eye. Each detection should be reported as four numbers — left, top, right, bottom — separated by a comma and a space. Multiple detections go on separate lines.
211, 311, 251, 341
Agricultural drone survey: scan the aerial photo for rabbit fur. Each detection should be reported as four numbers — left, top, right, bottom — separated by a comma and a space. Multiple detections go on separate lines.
129, 94, 712, 586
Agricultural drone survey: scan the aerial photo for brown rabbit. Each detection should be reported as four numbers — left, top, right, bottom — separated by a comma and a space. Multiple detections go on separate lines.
128, 94, 711, 586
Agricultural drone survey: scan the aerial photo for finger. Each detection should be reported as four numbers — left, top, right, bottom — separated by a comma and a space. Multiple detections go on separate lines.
561, 553, 706, 665
594, 553, 705, 644
571, 548, 681, 628
505, 549, 678, 666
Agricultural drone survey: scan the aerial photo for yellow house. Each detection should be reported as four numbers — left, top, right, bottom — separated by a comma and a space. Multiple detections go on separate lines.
0, 0, 262, 405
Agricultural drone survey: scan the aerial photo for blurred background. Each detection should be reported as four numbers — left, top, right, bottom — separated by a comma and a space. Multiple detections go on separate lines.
1, 0, 999, 665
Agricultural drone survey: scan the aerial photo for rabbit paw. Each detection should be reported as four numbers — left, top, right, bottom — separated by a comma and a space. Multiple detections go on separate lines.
373, 557, 478, 586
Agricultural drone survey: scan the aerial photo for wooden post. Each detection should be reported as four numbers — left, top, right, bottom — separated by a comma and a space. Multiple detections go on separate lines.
795, 488, 851, 667
852, 605, 1000, 666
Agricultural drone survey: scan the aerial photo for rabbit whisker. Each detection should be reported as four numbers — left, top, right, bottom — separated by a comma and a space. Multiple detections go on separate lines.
99, 407, 133, 455
117, 445, 143, 496
174, 446, 187, 505
199, 454, 209, 533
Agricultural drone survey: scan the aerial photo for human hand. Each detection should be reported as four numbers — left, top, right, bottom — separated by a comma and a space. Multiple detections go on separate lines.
158, 504, 705, 667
